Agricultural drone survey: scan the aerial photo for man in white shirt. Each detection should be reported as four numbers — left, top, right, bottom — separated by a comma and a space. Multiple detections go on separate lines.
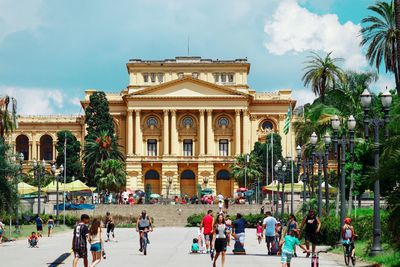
262, 211, 277, 255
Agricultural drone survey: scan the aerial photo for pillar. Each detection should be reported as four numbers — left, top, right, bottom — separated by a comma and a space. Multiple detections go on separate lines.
126, 110, 133, 155
170, 110, 178, 155
52, 142, 56, 161
235, 109, 241, 155
163, 110, 169, 155
135, 110, 142, 155
32, 133, 36, 160
242, 109, 251, 154
206, 109, 214, 155
199, 109, 205, 155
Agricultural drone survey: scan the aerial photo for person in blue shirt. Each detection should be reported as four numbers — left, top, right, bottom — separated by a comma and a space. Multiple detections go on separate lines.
34, 215, 43, 237
232, 213, 247, 247
279, 229, 308, 267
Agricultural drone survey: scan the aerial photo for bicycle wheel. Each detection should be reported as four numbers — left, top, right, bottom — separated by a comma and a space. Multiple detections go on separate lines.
343, 246, 350, 266
351, 254, 356, 266
143, 235, 147, 256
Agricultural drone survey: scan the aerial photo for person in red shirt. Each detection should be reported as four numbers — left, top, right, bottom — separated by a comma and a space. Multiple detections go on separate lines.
200, 210, 214, 253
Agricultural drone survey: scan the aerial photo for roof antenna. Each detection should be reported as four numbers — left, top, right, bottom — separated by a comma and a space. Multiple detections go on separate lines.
187, 35, 190, 56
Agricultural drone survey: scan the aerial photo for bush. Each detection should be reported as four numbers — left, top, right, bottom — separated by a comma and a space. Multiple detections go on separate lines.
187, 213, 205, 227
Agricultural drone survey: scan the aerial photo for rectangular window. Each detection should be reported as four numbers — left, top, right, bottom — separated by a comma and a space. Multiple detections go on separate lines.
228, 73, 234, 83
183, 139, 193, 156
147, 139, 157, 156
221, 73, 227, 83
192, 72, 199, 79
143, 73, 149, 83
150, 73, 156, 82
157, 73, 164, 82
219, 139, 229, 156
214, 73, 220, 82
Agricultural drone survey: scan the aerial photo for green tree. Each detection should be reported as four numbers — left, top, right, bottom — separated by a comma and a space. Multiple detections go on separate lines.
230, 153, 262, 188
55, 130, 83, 182
0, 96, 17, 140
361, 0, 400, 96
0, 139, 18, 213
302, 52, 346, 103
84, 130, 124, 185
95, 159, 126, 192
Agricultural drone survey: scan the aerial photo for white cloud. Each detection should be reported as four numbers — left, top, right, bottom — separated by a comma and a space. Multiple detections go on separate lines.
0, 0, 43, 41
69, 97, 81, 107
1, 86, 64, 115
370, 74, 396, 93
264, 0, 366, 70
292, 88, 316, 107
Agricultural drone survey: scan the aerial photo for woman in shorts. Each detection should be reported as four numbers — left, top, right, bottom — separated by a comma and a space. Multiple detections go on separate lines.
88, 219, 103, 267
47, 215, 55, 237
212, 213, 227, 267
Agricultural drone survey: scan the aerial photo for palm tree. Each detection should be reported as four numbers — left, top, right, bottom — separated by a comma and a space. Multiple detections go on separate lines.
0, 96, 17, 140
95, 159, 126, 192
83, 130, 124, 184
361, 1, 400, 96
230, 153, 262, 188
302, 52, 346, 103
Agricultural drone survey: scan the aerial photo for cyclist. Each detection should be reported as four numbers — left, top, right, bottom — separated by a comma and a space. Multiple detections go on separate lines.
136, 210, 153, 252
342, 218, 355, 259
105, 212, 115, 242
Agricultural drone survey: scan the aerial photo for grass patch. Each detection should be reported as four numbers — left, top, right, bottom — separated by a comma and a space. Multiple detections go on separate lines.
2, 224, 71, 240
329, 240, 400, 267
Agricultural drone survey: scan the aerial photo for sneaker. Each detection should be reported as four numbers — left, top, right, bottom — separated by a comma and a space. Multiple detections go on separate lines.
268, 251, 271, 255
306, 252, 310, 258
139, 248, 143, 252
210, 249, 214, 260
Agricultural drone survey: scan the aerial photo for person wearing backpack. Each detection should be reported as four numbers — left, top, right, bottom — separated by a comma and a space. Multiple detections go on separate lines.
72, 214, 90, 267
342, 218, 356, 260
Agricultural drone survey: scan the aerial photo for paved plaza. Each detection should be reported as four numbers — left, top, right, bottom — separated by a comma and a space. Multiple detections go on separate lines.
0, 227, 367, 267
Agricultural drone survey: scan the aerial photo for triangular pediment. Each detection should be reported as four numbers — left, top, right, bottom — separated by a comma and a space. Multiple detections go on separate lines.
131, 77, 249, 97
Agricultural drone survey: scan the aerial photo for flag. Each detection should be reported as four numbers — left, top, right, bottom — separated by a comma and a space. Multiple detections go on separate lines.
283, 105, 292, 135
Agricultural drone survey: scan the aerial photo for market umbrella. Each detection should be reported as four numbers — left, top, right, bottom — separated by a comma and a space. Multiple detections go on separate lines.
201, 188, 213, 195
17, 182, 37, 195
149, 193, 161, 199
321, 182, 338, 193
236, 187, 248, 192
42, 181, 66, 193
66, 180, 93, 192
263, 180, 303, 193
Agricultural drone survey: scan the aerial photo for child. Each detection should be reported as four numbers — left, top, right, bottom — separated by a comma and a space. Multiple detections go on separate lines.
279, 229, 308, 267
190, 238, 199, 253
256, 221, 263, 244
28, 232, 39, 248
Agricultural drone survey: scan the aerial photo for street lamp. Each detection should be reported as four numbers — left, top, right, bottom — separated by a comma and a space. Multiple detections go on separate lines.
274, 163, 279, 217
296, 145, 306, 203
15, 152, 24, 231
60, 164, 65, 225
310, 132, 318, 198
323, 132, 331, 214
281, 164, 287, 217
361, 89, 392, 256
51, 164, 59, 226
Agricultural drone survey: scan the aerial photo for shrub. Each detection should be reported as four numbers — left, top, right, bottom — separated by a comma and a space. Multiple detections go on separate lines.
187, 213, 205, 227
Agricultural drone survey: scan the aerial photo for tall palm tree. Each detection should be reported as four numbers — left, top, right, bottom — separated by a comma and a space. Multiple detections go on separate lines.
95, 159, 126, 192
302, 52, 346, 103
361, 1, 400, 96
230, 153, 262, 188
0, 96, 17, 140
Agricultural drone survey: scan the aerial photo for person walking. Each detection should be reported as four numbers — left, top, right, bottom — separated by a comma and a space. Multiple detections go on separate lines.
72, 214, 90, 267
279, 229, 309, 267
263, 211, 277, 255
212, 214, 227, 267
34, 214, 43, 237
232, 213, 247, 248
0, 218, 4, 244
105, 212, 115, 242
88, 219, 103, 267
136, 210, 153, 253
200, 210, 214, 253
285, 214, 299, 257
47, 215, 55, 237
300, 209, 321, 257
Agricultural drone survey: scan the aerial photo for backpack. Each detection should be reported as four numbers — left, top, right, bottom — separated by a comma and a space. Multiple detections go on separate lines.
73, 223, 86, 250
344, 228, 353, 239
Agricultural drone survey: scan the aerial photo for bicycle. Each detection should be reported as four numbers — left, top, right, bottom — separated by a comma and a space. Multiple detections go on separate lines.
139, 229, 149, 256
343, 241, 356, 266
304, 250, 327, 267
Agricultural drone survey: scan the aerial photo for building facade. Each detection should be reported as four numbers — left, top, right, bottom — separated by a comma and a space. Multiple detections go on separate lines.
11, 56, 295, 197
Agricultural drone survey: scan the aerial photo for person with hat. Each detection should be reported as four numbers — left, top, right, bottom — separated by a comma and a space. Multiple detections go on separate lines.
342, 218, 356, 259
279, 228, 309, 267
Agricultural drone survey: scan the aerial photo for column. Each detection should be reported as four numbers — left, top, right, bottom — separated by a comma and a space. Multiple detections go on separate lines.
135, 110, 142, 155
163, 110, 169, 155
29, 142, 32, 160
126, 110, 133, 155
199, 109, 205, 155
206, 109, 214, 155
52, 142, 56, 160
32, 133, 36, 160
235, 110, 241, 155
170, 110, 178, 155
242, 109, 251, 154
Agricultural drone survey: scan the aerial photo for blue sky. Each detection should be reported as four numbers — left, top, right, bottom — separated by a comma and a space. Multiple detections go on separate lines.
0, 0, 394, 115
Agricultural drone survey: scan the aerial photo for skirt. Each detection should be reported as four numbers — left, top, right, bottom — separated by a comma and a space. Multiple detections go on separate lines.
214, 238, 227, 253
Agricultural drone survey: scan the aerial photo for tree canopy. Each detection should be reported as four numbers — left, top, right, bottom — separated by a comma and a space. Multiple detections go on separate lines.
55, 130, 83, 182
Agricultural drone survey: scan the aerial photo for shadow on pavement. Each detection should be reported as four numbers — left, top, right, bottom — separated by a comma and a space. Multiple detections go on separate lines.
47, 252, 71, 267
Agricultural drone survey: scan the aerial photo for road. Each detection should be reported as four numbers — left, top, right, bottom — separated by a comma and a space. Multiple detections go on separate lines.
0, 227, 364, 267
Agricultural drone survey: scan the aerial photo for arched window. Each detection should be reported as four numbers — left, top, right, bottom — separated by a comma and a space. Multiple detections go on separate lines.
145, 170, 160, 180
181, 170, 195, 180
262, 120, 274, 130
217, 170, 231, 180
218, 117, 229, 127
182, 116, 193, 127
147, 117, 158, 127
16, 135, 29, 160
40, 135, 53, 160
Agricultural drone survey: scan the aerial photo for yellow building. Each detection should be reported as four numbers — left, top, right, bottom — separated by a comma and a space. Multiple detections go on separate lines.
11, 56, 295, 197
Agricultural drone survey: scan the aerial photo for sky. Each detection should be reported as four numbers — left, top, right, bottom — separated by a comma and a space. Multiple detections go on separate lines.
0, 0, 395, 115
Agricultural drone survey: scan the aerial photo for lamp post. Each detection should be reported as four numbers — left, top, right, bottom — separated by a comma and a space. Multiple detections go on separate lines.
316, 152, 323, 217
330, 114, 356, 235
310, 132, 318, 198
16, 152, 24, 231
296, 145, 306, 204
51, 164, 59, 226
274, 159, 282, 217
323, 132, 331, 215
281, 163, 287, 218
360, 89, 392, 256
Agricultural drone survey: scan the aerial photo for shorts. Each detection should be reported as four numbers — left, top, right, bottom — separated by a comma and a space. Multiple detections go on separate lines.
138, 226, 149, 232
90, 243, 102, 252
36, 225, 43, 231
281, 249, 293, 263
235, 232, 245, 244
257, 233, 263, 238
74, 248, 87, 258
204, 233, 213, 241
305, 232, 318, 244
48, 224, 54, 229
107, 223, 115, 233
265, 236, 275, 243
214, 238, 227, 253
29, 239, 38, 247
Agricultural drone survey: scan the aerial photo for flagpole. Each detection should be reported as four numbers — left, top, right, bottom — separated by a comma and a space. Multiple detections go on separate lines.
63, 132, 66, 226
290, 104, 294, 214
271, 133, 274, 213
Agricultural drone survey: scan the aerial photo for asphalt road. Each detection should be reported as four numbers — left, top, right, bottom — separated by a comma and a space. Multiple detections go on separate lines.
0, 227, 363, 267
